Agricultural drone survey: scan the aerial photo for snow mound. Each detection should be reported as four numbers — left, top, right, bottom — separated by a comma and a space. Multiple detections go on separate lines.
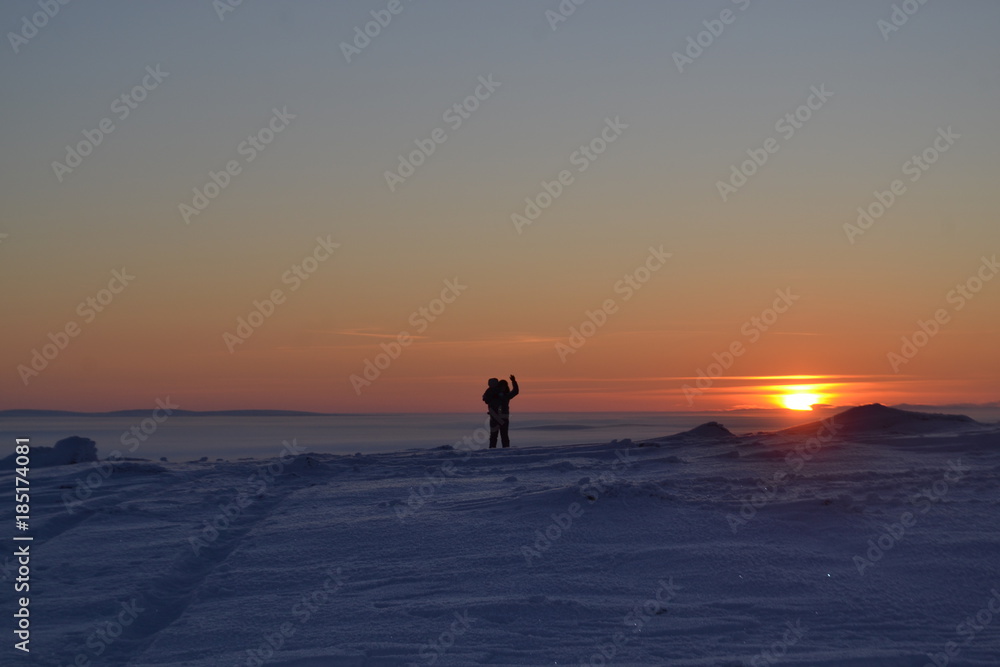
647, 421, 737, 442
0, 435, 98, 469
781, 403, 982, 436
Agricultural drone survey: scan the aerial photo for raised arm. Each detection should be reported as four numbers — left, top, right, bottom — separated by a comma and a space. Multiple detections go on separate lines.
509, 374, 519, 399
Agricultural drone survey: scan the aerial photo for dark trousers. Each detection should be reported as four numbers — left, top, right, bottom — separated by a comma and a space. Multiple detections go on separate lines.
489, 413, 510, 448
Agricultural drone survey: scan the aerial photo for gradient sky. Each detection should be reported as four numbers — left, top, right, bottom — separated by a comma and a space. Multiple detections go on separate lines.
1, 0, 998, 413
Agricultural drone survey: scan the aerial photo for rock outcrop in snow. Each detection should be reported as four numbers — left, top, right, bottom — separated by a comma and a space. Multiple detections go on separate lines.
0, 435, 98, 469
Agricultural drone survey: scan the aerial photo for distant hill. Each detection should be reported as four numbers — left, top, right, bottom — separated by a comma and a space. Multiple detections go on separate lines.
893, 402, 1000, 412
0, 409, 341, 418
779, 403, 982, 436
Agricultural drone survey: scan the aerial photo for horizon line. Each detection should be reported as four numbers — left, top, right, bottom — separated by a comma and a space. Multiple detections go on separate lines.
3, 402, 998, 417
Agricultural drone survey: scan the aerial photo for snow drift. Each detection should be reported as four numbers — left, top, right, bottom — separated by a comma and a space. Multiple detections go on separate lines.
3, 406, 999, 666
0, 435, 97, 469
779, 403, 984, 436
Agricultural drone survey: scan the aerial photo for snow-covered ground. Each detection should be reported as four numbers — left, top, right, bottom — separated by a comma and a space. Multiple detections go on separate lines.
5, 405, 1000, 666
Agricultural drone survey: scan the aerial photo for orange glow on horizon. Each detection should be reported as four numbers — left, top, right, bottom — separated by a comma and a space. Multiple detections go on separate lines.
773, 384, 832, 411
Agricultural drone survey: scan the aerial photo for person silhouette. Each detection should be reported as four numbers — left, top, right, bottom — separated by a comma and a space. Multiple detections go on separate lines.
483, 374, 519, 448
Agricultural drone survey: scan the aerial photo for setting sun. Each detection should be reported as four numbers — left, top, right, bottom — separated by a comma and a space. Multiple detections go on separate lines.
782, 392, 822, 411
761, 380, 834, 412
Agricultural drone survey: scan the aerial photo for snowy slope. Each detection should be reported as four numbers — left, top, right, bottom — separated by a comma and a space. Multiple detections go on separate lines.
4, 406, 1000, 666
